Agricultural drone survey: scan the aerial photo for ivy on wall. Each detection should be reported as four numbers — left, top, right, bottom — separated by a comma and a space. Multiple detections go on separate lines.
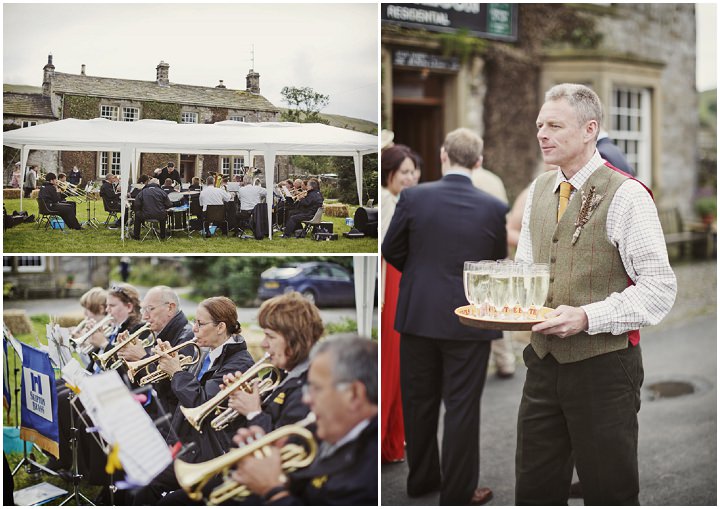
64, 95, 101, 119
210, 108, 228, 124
142, 101, 181, 121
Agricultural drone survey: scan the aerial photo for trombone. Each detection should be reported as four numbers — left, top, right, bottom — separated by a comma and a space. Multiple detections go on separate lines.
174, 412, 317, 504
91, 324, 154, 371
125, 339, 202, 386
180, 352, 281, 432
72, 315, 114, 355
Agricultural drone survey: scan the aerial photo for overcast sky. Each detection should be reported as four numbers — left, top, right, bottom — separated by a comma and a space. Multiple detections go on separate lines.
696, 2, 717, 92
3, 3, 379, 122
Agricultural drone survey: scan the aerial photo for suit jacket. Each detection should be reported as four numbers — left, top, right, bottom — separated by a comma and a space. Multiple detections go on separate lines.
597, 137, 635, 176
382, 173, 508, 341
38, 182, 67, 210
275, 416, 378, 506
150, 311, 195, 417
169, 338, 255, 462
134, 182, 171, 219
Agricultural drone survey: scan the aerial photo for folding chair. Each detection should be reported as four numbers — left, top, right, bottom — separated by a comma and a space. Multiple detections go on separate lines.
301, 207, 324, 237
203, 204, 229, 238
101, 196, 120, 228
36, 198, 65, 232
141, 219, 163, 241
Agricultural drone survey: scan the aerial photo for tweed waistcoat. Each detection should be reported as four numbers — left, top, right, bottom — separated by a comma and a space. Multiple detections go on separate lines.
528, 164, 629, 363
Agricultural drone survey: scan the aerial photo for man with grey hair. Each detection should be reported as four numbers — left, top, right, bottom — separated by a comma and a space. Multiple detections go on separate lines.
383, 127, 507, 505
515, 83, 676, 504
230, 334, 378, 505
131, 176, 172, 239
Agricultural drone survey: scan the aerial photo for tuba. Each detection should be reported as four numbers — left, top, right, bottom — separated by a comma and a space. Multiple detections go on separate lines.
91, 324, 154, 371
174, 413, 317, 504
72, 315, 114, 354
125, 339, 202, 385
180, 352, 281, 432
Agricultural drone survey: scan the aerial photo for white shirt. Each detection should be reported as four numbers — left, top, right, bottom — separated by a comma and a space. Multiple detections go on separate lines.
516, 149, 677, 336
206, 335, 243, 369
318, 418, 371, 459
199, 186, 231, 211
237, 184, 267, 211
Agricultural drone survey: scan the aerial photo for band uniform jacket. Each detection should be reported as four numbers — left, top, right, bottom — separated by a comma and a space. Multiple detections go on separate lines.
248, 361, 310, 433
38, 182, 69, 211
169, 337, 255, 463
275, 416, 379, 506
133, 182, 172, 220
382, 174, 508, 341
295, 189, 323, 216
99, 179, 120, 208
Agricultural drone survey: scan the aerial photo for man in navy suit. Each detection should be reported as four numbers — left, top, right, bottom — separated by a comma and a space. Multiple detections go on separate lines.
382, 128, 508, 506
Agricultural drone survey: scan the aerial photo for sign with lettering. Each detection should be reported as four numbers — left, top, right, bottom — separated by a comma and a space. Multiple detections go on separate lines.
382, 3, 518, 42
24, 367, 53, 421
20, 343, 59, 458
393, 50, 460, 71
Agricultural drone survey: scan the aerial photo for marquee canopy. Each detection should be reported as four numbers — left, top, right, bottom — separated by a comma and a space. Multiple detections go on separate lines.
4, 118, 378, 239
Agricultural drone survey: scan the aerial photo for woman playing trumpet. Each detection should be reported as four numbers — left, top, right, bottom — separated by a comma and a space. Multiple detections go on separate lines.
132, 296, 255, 505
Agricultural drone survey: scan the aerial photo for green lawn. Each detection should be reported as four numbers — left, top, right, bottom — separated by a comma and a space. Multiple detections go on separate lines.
2, 199, 378, 253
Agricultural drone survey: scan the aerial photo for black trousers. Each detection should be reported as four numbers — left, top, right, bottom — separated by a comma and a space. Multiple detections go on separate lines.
400, 333, 491, 506
515, 344, 643, 505
283, 211, 314, 237
50, 202, 82, 229
133, 213, 167, 239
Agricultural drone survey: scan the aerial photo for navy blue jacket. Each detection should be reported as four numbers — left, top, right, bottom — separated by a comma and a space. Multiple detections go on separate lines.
382, 173, 507, 341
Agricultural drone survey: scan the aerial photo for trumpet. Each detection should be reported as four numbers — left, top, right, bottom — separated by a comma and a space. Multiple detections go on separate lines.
91, 324, 154, 371
175, 412, 317, 504
72, 315, 114, 354
180, 352, 281, 432
292, 189, 309, 200
125, 339, 202, 386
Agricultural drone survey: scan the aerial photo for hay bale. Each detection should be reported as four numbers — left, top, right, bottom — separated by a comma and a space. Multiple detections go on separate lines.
3, 188, 21, 200
324, 203, 349, 217
30, 189, 40, 200
3, 310, 33, 335
57, 314, 85, 328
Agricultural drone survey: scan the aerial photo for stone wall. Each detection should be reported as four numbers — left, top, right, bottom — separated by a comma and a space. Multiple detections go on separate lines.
593, 4, 697, 215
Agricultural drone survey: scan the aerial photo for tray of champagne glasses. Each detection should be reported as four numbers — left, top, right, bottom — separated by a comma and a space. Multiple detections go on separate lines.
454, 305, 554, 331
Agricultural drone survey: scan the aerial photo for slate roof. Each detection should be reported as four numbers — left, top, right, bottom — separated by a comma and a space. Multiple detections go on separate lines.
52, 72, 279, 112
3, 93, 56, 118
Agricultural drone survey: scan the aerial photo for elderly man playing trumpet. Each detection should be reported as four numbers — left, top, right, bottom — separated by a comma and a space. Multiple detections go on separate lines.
229, 335, 378, 505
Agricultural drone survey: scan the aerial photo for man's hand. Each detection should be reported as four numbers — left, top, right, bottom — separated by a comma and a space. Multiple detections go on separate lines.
117, 339, 148, 362
231, 426, 285, 497
532, 305, 588, 338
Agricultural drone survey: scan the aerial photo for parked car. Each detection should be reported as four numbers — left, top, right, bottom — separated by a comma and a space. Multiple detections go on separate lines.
257, 262, 355, 307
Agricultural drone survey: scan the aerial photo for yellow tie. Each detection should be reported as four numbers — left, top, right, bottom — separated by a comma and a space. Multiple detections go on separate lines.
558, 182, 573, 222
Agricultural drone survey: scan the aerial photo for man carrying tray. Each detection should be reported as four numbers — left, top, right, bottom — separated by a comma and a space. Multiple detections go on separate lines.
514, 83, 676, 505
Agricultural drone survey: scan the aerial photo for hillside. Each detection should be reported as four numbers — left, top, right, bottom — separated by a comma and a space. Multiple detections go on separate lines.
278, 108, 378, 135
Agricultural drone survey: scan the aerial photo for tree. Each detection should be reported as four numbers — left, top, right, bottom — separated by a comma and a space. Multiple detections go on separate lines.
280, 86, 330, 125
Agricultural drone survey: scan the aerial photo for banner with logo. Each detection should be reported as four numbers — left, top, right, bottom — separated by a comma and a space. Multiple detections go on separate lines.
20, 343, 59, 458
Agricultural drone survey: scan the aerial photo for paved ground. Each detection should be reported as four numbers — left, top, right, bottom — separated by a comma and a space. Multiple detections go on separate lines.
382, 259, 717, 506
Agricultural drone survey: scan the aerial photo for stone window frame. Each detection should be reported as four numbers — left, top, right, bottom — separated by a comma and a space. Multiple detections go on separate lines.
181, 111, 199, 124
21, 120, 38, 128
122, 107, 140, 122
98, 151, 122, 178
3, 256, 46, 273
610, 87, 652, 185
220, 156, 246, 176
229, 115, 246, 122
540, 53, 663, 189
100, 104, 120, 121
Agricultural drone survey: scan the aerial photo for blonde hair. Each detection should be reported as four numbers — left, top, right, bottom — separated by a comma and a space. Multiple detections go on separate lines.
79, 287, 108, 315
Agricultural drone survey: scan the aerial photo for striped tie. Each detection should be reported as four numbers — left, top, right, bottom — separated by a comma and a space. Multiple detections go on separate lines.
558, 182, 573, 222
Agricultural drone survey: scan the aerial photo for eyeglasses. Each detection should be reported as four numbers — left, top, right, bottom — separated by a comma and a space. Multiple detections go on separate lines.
193, 319, 217, 328
301, 381, 350, 399
140, 302, 170, 314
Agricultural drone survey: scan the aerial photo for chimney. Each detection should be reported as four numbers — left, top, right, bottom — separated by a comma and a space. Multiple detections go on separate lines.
246, 69, 260, 94
42, 54, 55, 97
156, 61, 170, 86
216, 80, 226, 89
81, 64, 86, 76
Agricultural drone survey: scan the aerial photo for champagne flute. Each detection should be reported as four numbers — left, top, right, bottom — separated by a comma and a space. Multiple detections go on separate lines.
528, 263, 550, 318
472, 261, 495, 318
463, 261, 479, 315
511, 263, 532, 319
489, 261, 511, 319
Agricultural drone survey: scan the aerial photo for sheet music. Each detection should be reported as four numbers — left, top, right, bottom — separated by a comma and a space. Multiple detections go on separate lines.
77, 371, 171, 485
60, 358, 89, 388
46, 324, 74, 368
3, 323, 24, 360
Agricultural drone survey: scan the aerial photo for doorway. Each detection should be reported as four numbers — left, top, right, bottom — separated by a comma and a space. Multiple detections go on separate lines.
179, 154, 196, 181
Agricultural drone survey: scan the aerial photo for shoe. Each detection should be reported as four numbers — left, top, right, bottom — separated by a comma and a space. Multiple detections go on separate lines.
569, 480, 583, 498
470, 487, 494, 505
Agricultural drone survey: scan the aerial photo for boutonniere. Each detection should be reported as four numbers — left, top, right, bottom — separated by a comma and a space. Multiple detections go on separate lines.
572, 185, 603, 245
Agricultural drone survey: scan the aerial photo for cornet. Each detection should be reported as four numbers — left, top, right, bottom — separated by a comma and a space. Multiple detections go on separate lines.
72, 315, 114, 354
180, 352, 281, 432
91, 324, 154, 371
125, 339, 202, 386
175, 413, 317, 504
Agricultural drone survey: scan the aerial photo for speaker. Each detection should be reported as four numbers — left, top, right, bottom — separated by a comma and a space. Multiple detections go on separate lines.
354, 207, 378, 238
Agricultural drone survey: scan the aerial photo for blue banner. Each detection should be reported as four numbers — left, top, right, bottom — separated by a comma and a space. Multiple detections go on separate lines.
20, 343, 59, 458
3, 337, 10, 410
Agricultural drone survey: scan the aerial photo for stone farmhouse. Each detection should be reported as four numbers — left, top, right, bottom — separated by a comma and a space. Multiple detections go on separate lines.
4, 55, 280, 184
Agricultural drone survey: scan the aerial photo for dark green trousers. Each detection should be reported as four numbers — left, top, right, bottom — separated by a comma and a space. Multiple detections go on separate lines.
516, 343, 643, 505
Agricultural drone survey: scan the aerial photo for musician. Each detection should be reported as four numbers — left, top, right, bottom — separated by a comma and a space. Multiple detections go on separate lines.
68, 166, 82, 186
131, 177, 172, 240
199, 175, 232, 236
117, 286, 194, 417
281, 179, 323, 238
130, 174, 150, 199
38, 172, 83, 230
162, 178, 176, 193
100, 173, 122, 228
188, 176, 202, 191
132, 296, 255, 504
230, 335, 378, 505
155, 162, 182, 187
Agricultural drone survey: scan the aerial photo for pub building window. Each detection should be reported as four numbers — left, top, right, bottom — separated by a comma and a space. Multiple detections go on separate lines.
610, 87, 652, 185
100, 105, 120, 121
21, 121, 37, 128
122, 107, 140, 122
99, 151, 121, 177
229, 115, 245, 122
3, 256, 46, 273
221, 156, 245, 176
181, 112, 198, 124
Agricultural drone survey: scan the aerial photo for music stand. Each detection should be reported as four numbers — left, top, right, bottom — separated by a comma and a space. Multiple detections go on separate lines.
58, 394, 96, 506
82, 182, 101, 229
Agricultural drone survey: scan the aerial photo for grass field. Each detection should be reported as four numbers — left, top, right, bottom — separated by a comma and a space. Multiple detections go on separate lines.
2, 199, 378, 253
